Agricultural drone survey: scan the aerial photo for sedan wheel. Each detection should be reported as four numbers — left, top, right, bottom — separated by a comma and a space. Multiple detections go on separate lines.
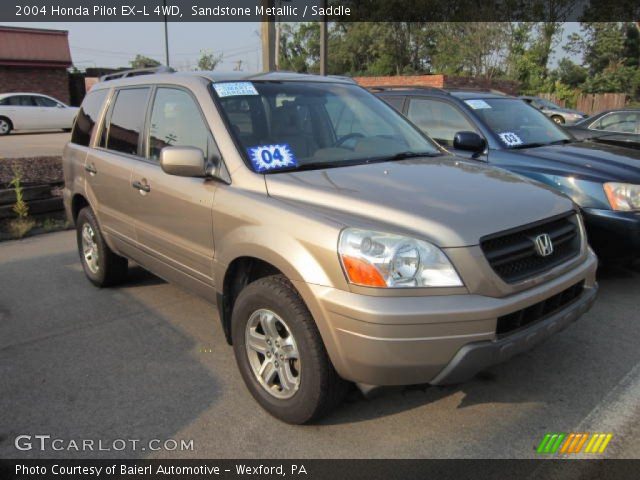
0, 118, 11, 135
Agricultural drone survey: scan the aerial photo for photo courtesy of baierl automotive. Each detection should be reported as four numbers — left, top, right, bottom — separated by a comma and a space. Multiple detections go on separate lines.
63, 69, 597, 424
376, 87, 640, 260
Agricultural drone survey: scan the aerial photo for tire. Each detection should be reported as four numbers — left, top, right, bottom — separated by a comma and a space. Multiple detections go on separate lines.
76, 207, 128, 287
231, 274, 348, 424
0, 117, 12, 135
551, 115, 565, 125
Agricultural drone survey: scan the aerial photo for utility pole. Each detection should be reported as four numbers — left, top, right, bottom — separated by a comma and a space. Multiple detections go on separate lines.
319, 0, 327, 75
163, 0, 170, 67
261, 0, 276, 72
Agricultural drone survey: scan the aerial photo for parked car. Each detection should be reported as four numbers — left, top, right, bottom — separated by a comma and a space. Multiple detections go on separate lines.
376, 87, 640, 258
63, 70, 597, 423
566, 109, 640, 149
519, 95, 588, 125
0, 92, 78, 135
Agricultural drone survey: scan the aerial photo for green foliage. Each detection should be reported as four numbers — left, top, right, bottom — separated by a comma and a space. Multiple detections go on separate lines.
129, 54, 162, 69
196, 50, 222, 71
9, 169, 28, 219
7, 168, 35, 239
277, 21, 640, 99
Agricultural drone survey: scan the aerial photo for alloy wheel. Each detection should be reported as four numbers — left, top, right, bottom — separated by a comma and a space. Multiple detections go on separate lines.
245, 309, 301, 399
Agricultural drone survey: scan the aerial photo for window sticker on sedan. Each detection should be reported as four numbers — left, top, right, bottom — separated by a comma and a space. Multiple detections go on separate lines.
465, 99, 492, 110
498, 132, 523, 146
213, 82, 258, 98
247, 144, 297, 172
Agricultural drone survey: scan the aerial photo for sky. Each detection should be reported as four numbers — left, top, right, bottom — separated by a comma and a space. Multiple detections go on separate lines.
4, 21, 262, 72
2, 22, 582, 73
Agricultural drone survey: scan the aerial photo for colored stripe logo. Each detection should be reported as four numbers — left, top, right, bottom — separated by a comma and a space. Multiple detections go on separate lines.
536, 433, 612, 454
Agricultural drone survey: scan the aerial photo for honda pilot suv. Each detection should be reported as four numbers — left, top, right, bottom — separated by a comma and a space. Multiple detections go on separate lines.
63, 70, 598, 424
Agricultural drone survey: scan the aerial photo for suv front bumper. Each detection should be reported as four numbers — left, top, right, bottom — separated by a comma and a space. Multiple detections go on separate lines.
296, 250, 597, 387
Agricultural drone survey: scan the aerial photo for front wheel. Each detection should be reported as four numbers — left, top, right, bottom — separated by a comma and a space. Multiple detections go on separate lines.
231, 275, 347, 424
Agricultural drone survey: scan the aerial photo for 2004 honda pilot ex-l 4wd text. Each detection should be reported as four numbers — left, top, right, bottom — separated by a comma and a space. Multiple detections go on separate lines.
63, 70, 598, 424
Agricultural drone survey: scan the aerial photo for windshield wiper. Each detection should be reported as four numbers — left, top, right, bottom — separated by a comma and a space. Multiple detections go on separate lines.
511, 139, 573, 149
367, 151, 444, 162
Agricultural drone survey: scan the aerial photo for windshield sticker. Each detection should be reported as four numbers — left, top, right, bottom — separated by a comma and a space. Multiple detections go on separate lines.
498, 132, 523, 146
465, 99, 492, 110
213, 82, 258, 98
247, 144, 297, 172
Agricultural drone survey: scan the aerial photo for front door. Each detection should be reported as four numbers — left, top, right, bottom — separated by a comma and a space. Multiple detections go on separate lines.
128, 86, 219, 286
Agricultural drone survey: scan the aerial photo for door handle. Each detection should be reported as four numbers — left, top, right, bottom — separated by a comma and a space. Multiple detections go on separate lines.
84, 164, 97, 175
132, 180, 151, 193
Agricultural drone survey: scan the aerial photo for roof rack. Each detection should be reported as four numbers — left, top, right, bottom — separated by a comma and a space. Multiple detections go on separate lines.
442, 87, 507, 95
366, 85, 446, 93
100, 66, 175, 82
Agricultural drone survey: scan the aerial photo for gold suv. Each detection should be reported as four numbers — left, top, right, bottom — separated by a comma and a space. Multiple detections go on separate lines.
63, 69, 598, 424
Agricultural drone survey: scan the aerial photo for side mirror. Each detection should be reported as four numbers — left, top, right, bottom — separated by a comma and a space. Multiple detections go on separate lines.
160, 146, 209, 177
453, 131, 487, 154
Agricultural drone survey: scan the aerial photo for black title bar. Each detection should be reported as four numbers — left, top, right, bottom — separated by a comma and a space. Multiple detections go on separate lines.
1, 0, 639, 22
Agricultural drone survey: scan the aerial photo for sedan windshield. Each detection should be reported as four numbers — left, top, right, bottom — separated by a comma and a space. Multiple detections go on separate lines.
468, 98, 571, 148
213, 81, 441, 173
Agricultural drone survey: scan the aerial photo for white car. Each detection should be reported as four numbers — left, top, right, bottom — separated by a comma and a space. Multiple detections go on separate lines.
0, 93, 79, 135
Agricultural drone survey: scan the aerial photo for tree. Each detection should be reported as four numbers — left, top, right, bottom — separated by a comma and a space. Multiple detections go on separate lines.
196, 50, 222, 71
279, 22, 320, 73
555, 58, 587, 87
129, 54, 161, 69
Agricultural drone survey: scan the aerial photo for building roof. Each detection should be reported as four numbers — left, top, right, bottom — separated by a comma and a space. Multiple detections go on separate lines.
0, 26, 72, 68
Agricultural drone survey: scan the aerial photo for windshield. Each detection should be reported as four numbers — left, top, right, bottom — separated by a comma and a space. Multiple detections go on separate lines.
467, 98, 571, 148
212, 81, 441, 173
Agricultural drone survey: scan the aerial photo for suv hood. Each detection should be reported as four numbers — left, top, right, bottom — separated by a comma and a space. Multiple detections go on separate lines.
501, 141, 640, 184
265, 157, 573, 247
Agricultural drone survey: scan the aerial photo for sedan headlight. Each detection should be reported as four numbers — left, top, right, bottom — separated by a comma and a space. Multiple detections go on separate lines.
338, 228, 463, 288
603, 183, 640, 211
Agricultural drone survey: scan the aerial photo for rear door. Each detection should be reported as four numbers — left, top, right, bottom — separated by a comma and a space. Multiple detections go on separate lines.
128, 86, 218, 286
85, 87, 150, 244
33, 95, 70, 129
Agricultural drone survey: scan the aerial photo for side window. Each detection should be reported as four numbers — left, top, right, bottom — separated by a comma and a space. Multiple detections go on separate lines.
104, 88, 150, 156
7, 95, 35, 106
0, 97, 8, 106
34, 96, 59, 107
148, 88, 216, 161
71, 89, 108, 147
597, 112, 640, 133
407, 98, 475, 146
380, 96, 405, 112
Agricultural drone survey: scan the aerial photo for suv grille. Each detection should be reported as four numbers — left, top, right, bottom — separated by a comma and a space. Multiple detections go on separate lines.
480, 213, 581, 283
496, 281, 585, 337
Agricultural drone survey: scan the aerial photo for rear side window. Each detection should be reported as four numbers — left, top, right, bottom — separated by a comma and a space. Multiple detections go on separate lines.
104, 88, 150, 156
71, 90, 108, 147
34, 96, 59, 107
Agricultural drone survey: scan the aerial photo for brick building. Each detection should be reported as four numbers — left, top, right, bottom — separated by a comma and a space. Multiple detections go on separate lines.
354, 74, 520, 96
0, 26, 72, 104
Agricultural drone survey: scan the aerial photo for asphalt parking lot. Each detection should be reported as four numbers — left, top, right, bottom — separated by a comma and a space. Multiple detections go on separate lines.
0, 131, 70, 158
1, 230, 639, 459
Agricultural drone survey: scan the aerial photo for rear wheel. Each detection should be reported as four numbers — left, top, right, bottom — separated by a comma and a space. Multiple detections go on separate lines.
551, 115, 565, 125
0, 117, 12, 135
231, 275, 347, 424
76, 207, 128, 287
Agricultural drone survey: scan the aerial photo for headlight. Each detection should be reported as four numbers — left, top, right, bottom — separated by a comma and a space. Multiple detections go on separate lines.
338, 228, 463, 288
603, 183, 640, 211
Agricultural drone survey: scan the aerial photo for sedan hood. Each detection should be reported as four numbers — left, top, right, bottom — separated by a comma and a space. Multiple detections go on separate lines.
265, 157, 573, 247
504, 141, 640, 184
